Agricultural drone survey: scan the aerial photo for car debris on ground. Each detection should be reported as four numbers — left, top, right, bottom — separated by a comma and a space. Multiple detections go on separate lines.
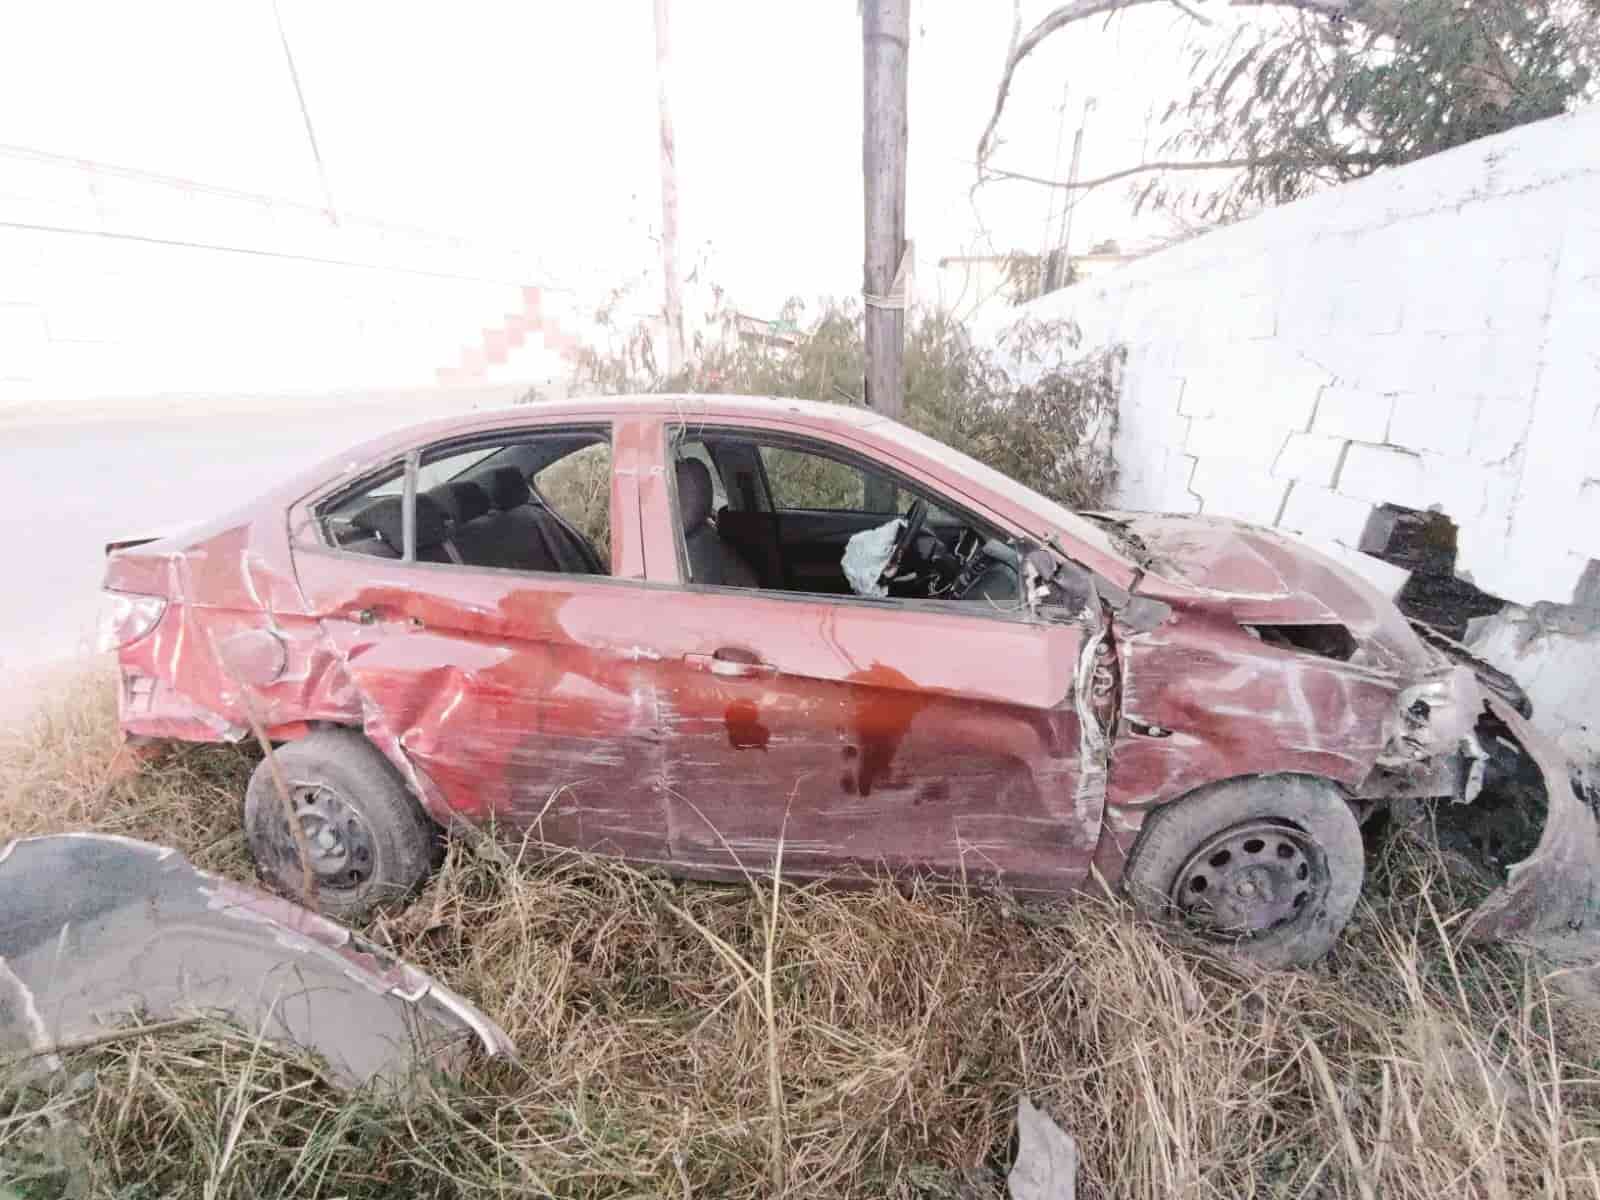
0, 832, 514, 1087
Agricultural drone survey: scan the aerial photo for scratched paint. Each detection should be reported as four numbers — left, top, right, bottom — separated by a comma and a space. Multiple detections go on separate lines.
98, 395, 1600, 938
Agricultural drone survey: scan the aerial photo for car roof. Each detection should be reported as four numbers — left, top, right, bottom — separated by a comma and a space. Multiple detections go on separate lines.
450, 392, 887, 428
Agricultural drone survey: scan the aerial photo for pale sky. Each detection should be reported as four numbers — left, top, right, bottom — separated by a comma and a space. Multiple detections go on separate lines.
0, 1, 1258, 316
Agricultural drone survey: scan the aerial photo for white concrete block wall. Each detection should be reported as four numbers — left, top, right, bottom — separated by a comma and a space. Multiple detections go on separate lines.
1001, 106, 1600, 615
0, 148, 602, 411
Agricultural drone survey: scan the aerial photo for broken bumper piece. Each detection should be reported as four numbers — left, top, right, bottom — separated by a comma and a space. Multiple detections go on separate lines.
0, 833, 514, 1086
1462, 697, 1600, 944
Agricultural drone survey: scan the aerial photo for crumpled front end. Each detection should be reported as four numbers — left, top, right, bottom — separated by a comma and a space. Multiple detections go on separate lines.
1362, 664, 1600, 942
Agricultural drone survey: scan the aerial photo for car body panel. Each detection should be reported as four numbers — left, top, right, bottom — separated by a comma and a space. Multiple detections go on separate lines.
0, 833, 513, 1085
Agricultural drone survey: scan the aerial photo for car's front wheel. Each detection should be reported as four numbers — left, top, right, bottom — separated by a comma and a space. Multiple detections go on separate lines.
1120, 774, 1364, 968
243, 729, 438, 922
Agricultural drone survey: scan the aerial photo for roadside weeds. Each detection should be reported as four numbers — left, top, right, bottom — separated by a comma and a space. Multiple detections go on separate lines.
4, 672, 1600, 1199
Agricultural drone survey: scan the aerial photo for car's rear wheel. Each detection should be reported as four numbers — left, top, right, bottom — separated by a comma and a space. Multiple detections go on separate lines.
244, 729, 437, 921
1120, 774, 1363, 968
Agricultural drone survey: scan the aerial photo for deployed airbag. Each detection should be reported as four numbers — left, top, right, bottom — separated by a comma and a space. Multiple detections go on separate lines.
842, 517, 903, 598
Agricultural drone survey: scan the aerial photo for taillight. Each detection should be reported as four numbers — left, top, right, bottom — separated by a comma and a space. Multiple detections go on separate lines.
97, 591, 167, 651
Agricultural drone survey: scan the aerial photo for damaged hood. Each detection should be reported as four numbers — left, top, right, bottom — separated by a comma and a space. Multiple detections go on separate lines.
1099, 512, 1431, 674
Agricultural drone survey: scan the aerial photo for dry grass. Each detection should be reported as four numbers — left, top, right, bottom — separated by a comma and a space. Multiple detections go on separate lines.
5, 673, 1600, 1198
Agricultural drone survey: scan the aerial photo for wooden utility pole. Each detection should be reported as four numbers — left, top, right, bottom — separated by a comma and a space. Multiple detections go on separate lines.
862, 0, 909, 424
654, 0, 686, 377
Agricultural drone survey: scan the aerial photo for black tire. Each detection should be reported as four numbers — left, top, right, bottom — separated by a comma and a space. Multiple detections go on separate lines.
244, 729, 438, 922
1121, 774, 1363, 969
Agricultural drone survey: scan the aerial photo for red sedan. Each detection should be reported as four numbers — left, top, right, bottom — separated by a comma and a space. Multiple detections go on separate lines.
100, 394, 1593, 966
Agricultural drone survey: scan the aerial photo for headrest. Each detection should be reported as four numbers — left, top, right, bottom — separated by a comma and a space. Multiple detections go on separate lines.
676, 458, 713, 533
433, 479, 491, 526
480, 466, 531, 511
350, 493, 448, 551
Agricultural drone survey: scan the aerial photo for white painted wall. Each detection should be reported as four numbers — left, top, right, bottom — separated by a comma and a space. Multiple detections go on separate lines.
0, 146, 608, 411
1001, 106, 1600, 612
998, 108, 1600, 759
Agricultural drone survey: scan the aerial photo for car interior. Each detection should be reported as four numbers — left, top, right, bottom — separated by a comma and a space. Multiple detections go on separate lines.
314, 425, 1023, 606
669, 429, 1024, 606
318, 432, 610, 575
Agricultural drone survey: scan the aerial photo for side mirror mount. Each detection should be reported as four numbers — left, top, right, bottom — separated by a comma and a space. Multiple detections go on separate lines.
1024, 548, 1096, 619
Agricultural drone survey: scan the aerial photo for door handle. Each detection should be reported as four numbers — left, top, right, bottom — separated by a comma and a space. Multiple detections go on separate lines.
684, 647, 777, 679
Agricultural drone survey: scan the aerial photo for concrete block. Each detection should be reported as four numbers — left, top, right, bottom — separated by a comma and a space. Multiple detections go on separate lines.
1271, 431, 1346, 487
1406, 263, 1495, 336
1487, 253, 1559, 333
1155, 453, 1203, 514
1188, 457, 1289, 525
1185, 417, 1294, 468
1178, 370, 1231, 419
1125, 367, 1185, 417
1335, 442, 1430, 508
1278, 483, 1374, 546
1325, 282, 1404, 336
1354, 332, 1441, 399
1413, 453, 1489, 523
1314, 385, 1394, 444
1386, 391, 1476, 459
1468, 390, 1534, 465
1232, 291, 1277, 340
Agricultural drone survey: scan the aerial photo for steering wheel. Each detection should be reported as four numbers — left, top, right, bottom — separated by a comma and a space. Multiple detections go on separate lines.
878, 498, 929, 588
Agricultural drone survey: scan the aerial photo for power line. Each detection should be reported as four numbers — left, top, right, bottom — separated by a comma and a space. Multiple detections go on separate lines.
0, 218, 571, 290
270, 0, 339, 226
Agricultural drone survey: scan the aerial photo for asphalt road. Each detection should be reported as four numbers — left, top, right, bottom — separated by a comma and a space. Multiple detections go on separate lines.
0, 394, 498, 724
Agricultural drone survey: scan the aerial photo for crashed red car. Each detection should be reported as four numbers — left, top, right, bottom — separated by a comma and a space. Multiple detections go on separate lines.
101, 394, 1598, 966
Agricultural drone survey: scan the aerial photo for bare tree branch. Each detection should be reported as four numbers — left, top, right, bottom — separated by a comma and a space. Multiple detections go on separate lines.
975, 0, 1397, 173
976, 0, 1164, 168
979, 150, 1381, 193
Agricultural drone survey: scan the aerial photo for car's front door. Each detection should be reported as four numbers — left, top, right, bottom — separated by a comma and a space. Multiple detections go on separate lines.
288, 419, 671, 862
637, 419, 1100, 894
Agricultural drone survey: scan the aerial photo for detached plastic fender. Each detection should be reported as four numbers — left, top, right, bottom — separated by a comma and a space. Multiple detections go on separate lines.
1464, 696, 1600, 945
0, 833, 514, 1086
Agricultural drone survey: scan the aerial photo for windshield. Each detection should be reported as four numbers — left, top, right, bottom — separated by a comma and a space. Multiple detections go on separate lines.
865, 417, 1127, 564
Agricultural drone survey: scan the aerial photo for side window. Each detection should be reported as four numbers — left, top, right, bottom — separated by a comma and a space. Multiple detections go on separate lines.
665, 423, 1022, 610
317, 464, 406, 555
535, 441, 613, 570
759, 445, 871, 511
358, 447, 498, 501
311, 428, 613, 577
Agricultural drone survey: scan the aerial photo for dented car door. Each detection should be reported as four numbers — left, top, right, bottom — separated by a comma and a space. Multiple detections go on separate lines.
287, 424, 670, 860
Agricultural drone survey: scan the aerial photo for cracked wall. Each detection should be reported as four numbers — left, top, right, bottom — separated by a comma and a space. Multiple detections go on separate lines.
996, 107, 1600, 759
999, 106, 1600, 615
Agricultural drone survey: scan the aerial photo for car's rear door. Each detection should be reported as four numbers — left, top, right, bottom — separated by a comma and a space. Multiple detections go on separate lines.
635, 418, 1099, 894
286, 415, 671, 861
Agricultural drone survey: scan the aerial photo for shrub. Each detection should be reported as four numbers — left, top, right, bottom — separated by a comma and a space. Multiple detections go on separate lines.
557, 296, 1125, 511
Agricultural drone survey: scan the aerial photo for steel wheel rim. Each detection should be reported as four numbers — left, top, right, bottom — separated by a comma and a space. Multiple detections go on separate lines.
275, 783, 376, 890
1170, 819, 1326, 939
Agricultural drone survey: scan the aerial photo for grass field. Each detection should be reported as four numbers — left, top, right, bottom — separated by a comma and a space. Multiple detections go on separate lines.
4, 671, 1599, 1198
